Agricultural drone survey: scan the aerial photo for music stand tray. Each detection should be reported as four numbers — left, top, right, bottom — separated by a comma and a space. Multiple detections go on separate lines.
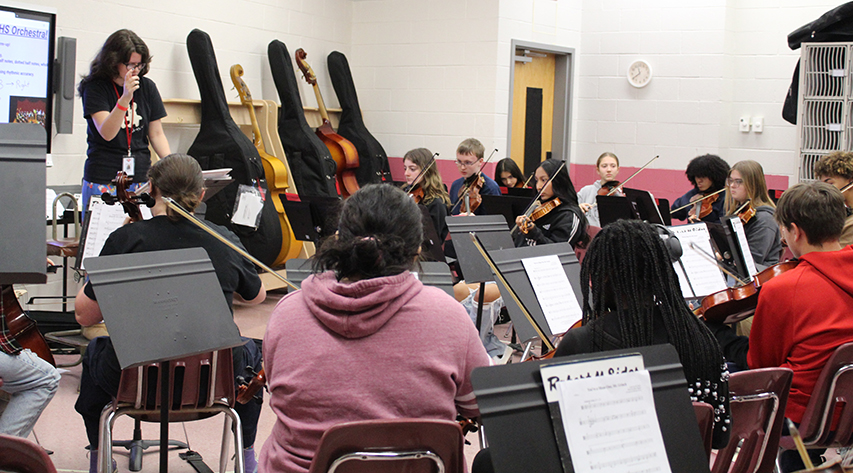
472, 344, 710, 473
447, 215, 514, 285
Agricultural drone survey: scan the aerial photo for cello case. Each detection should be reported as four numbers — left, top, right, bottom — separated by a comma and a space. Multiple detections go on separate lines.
267, 40, 338, 197
185, 29, 282, 266
327, 51, 392, 184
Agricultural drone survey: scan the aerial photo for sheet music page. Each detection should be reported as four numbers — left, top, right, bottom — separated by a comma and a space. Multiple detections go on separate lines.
557, 369, 672, 473
667, 223, 728, 298
521, 255, 582, 334
730, 217, 758, 276
79, 200, 151, 270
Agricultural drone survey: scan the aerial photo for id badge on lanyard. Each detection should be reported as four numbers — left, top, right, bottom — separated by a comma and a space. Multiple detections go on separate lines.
114, 83, 134, 176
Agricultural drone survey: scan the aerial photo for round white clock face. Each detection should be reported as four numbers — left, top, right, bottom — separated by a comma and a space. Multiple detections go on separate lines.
627, 60, 652, 88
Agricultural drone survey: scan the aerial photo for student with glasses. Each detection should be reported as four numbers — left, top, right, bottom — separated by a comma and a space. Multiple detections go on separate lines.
78, 29, 171, 212
448, 138, 501, 215
724, 160, 781, 266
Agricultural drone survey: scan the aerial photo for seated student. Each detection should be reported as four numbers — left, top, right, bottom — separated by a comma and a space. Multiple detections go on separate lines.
707, 182, 853, 472
724, 160, 782, 266
670, 154, 730, 223
0, 322, 60, 438
449, 138, 501, 215
814, 151, 853, 246
577, 151, 621, 227
494, 157, 526, 189
73, 154, 267, 473
514, 158, 588, 249
556, 220, 731, 448
259, 184, 491, 473
402, 147, 451, 241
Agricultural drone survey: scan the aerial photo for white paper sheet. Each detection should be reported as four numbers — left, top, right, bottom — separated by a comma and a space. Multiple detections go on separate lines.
557, 370, 672, 473
729, 217, 758, 276
667, 223, 728, 298
521, 254, 582, 334
80, 198, 152, 270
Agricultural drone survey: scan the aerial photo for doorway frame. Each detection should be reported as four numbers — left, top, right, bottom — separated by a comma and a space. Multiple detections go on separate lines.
507, 39, 575, 163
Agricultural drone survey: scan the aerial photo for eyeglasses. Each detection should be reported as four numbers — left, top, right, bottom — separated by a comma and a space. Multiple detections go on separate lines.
726, 178, 744, 187
124, 62, 145, 71
455, 159, 479, 168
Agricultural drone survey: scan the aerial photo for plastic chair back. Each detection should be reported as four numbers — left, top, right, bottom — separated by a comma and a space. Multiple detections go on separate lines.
711, 367, 793, 473
789, 342, 853, 448
308, 418, 465, 473
0, 434, 58, 473
694, 401, 714, 459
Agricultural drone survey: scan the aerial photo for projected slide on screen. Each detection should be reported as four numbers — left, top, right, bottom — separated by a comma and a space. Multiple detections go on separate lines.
0, 7, 51, 129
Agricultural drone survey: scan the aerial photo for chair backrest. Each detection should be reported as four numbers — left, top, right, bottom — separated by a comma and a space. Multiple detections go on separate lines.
0, 434, 58, 473
308, 418, 465, 473
796, 342, 853, 447
711, 367, 793, 473
693, 401, 714, 459
115, 348, 234, 422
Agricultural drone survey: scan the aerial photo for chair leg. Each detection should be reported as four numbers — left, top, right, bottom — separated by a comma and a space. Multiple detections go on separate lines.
220, 415, 231, 473
226, 407, 244, 473
98, 408, 119, 473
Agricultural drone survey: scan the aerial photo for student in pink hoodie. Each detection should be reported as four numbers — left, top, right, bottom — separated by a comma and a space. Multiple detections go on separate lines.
260, 184, 491, 473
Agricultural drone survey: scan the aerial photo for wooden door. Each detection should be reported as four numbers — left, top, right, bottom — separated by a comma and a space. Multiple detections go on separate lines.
511, 53, 556, 175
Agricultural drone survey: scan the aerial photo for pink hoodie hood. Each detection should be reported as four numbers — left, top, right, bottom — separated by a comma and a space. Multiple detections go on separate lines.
300, 271, 422, 339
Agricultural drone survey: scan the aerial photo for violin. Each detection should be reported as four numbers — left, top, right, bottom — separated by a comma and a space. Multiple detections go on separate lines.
696, 260, 799, 324
404, 153, 438, 205
736, 200, 756, 225
409, 186, 425, 205
597, 180, 623, 196
1, 285, 56, 367
511, 161, 566, 236
450, 148, 498, 215
294, 48, 360, 198
519, 198, 562, 234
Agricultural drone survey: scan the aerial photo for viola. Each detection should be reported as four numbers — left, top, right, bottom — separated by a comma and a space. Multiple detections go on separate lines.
1, 285, 55, 367
230, 64, 302, 264
697, 260, 799, 324
294, 48, 360, 198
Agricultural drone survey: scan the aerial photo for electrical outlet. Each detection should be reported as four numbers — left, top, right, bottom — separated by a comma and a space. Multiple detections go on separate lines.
45, 153, 53, 167
739, 117, 750, 133
752, 117, 764, 133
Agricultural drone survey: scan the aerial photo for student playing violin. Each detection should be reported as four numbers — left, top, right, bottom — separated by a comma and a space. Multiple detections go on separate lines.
514, 159, 588, 249
577, 151, 621, 227
670, 154, 730, 223
402, 148, 451, 240
814, 151, 853, 246
448, 138, 501, 215
724, 160, 781, 266
494, 157, 526, 189
707, 182, 853, 472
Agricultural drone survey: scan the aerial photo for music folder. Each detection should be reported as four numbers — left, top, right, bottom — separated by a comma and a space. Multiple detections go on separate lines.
84, 247, 243, 369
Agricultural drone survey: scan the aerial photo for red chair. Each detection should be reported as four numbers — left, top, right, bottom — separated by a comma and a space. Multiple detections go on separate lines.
0, 434, 58, 473
694, 401, 714, 459
98, 349, 244, 473
779, 342, 853, 450
575, 225, 601, 263
711, 367, 793, 473
308, 418, 465, 473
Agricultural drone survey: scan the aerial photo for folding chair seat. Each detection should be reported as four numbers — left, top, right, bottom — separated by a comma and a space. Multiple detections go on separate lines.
711, 367, 793, 473
308, 418, 465, 473
779, 342, 853, 452
97, 348, 244, 473
0, 433, 58, 473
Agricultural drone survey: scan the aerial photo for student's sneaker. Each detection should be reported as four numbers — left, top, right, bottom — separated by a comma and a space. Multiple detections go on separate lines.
244, 446, 258, 473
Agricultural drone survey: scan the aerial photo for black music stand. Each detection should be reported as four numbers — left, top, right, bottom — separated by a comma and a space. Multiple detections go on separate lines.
284, 259, 454, 298
657, 197, 672, 226
506, 187, 535, 198
418, 205, 445, 262
596, 194, 636, 227
479, 194, 530, 228
447, 216, 514, 331
280, 194, 341, 242
85, 248, 244, 473
721, 216, 758, 278
471, 344, 710, 473
486, 243, 582, 345
623, 187, 665, 224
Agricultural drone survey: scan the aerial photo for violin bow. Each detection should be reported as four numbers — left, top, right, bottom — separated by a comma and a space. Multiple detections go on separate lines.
163, 197, 300, 291
840, 180, 853, 194
404, 152, 438, 194
733, 199, 752, 216
522, 172, 535, 188
450, 148, 499, 214
469, 232, 555, 353
671, 187, 726, 213
509, 161, 566, 235
688, 242, 749, 286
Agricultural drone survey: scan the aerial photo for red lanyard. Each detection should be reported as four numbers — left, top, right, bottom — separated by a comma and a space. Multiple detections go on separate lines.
112, 83, 134, 156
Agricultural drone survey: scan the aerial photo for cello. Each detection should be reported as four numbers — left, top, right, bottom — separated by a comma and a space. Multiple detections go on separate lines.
1, 286, 56, 367
230, 64, 302, 264
294, 49, 360, 198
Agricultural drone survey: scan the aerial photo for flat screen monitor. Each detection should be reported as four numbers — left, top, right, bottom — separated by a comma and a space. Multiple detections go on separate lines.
0, 4, 56, 151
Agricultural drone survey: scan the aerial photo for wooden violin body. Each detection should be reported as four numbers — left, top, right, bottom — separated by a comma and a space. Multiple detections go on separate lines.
698, 260, 799, 324
230, 64, 302, 264
1, 285, 55, 367
294, 48, 360, 198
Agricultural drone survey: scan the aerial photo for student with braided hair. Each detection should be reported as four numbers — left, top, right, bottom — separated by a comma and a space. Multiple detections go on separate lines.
555, 220, 731, 449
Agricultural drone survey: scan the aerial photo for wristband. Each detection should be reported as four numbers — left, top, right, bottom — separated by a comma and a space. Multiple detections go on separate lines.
116, 102, 128, 112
